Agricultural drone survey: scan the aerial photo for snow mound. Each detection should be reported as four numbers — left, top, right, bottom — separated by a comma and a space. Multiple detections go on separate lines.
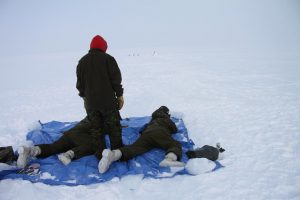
185, 158, 216, 175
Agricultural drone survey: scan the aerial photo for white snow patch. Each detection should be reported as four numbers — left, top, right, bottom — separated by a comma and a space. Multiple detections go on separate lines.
185, 158, 216, 175
63, 123, 72, 127
0, 47, 300, 200
27, 121, 42, 132
63, 179, 77, 184
134, 161, 141, 167
170, 111, 184, 119
157, 166, 185, 178
40, 172, 56, 180
119, 174, 143, 190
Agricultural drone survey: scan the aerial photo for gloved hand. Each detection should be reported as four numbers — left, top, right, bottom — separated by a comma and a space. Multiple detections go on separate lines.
117, 96, 124, 110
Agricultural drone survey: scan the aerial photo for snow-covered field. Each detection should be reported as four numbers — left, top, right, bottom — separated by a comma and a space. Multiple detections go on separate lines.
0, 47, 299, 199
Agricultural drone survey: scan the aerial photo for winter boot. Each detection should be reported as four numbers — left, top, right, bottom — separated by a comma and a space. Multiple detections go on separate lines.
98, 149, 122, 173
159, 152, 185, 167
17, 146, 41, 168
58, 150, 75, 165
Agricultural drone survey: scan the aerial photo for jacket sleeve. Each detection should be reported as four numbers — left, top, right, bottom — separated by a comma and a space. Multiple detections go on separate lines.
76, 62, 85, 97
107, 57, 123, 97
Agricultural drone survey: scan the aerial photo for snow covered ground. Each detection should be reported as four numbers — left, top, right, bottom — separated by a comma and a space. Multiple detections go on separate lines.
0, 47, 300, 200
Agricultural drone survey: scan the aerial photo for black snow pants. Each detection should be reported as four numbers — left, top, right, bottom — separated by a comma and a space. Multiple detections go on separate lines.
37, 117, 103, 160
119, 131, 182, 161
84, 99, 123, 151
98, 110, 123, 150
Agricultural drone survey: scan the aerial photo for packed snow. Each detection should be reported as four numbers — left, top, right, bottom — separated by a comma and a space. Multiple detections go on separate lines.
0, 47, 299, 199
1, 0, 300, 198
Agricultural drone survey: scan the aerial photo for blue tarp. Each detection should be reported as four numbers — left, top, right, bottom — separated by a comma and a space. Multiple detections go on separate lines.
0, 116, 222, 186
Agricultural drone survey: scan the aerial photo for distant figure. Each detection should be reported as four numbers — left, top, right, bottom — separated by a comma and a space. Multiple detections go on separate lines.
76, 35, 125, 154
98, 106, 185, 174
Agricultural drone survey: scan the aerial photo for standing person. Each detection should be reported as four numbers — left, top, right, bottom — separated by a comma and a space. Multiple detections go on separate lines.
98, 106, 185, 174
76, 35, 124, 153
17, 35, 124, 168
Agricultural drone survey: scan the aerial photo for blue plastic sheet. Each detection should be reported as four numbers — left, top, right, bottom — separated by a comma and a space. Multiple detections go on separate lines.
0, 116, 222, 186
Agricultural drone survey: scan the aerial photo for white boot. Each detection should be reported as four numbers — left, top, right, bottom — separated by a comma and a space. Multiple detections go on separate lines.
58, 150, 75, 165
98, 149, 122, 174
17, 146, 41, 168
159, 152, 185, 167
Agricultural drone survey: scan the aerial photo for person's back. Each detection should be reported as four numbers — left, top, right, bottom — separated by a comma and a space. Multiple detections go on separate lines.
98, 106, 185, 173
76, 35, 123, 112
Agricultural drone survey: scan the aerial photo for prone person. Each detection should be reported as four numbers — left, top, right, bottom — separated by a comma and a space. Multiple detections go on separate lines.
17, 117, 106, 168
98, 106, 185, 173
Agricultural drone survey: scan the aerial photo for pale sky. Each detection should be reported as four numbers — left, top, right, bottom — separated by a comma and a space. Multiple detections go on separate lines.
0, 0, 300, 55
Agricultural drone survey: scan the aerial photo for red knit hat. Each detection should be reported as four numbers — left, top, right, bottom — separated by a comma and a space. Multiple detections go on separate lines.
90, 35, 108, 52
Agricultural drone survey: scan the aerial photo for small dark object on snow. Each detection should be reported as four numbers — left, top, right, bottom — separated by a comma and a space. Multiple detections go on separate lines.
0, 146, 17, 164
17, 163, 40, 176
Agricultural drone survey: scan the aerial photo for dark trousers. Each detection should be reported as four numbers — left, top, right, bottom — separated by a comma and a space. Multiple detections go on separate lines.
37, 118, 104, 160
84, 98, 123, 151
87, 110, 123, 157
99, 111, 123, 150
120, 131, 182, 161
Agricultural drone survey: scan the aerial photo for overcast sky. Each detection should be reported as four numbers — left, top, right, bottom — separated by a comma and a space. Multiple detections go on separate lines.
0, 0, 299, 55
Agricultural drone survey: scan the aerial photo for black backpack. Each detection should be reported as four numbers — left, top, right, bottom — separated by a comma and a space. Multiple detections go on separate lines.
0, 146, 17, 164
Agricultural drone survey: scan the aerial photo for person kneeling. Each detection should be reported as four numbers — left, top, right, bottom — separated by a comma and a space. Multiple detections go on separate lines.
98, 106, 185, 174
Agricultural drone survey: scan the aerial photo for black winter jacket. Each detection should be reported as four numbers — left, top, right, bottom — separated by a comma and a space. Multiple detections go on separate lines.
76, 49, 123, 112
142, 117, 178, 135
141, 111, 178, 135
